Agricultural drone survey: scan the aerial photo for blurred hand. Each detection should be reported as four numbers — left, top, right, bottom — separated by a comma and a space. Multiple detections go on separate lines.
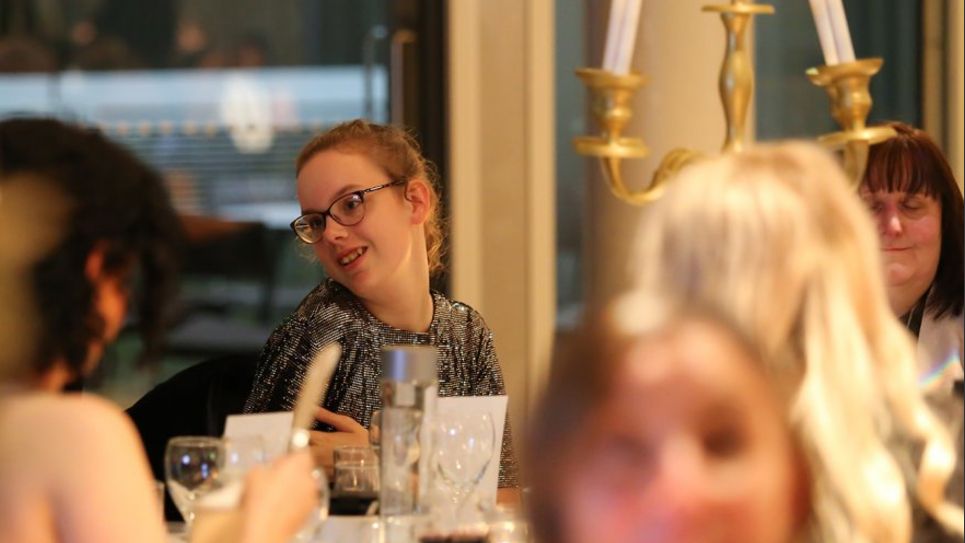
239, 450, 318, 543
308, 407, 370, 475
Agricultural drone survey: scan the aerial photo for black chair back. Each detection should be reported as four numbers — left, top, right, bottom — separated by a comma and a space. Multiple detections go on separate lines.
126, 354, 258, 521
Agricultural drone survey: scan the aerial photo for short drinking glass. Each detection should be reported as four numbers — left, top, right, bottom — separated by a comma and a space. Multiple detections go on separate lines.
334, 445, 380, 495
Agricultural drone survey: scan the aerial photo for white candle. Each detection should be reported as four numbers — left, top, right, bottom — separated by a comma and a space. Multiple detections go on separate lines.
826, 0, 856, 63
613, 0, 643, 74
603, 0, 628, 72
808, 0, 840, 65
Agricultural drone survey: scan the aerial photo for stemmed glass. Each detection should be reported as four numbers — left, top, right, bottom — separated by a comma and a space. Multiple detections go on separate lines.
164, 436, 224, 531
433, 412, 496, 524
222, 435, 266, 480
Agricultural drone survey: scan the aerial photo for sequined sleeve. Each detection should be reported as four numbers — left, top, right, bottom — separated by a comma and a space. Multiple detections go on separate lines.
453, 306, 518, 488
474, 331, 520, 488
243, 313, 313, 413
244, 281, 353, 414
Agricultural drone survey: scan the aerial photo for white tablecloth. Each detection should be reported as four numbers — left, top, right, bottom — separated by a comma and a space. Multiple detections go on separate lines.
166, 516, 380, 543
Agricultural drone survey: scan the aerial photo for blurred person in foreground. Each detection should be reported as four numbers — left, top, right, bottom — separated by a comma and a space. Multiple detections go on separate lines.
529, 142, 963, 543
859, 122, 964, 393
530, 295, 809, 543
0, 117, 316, 543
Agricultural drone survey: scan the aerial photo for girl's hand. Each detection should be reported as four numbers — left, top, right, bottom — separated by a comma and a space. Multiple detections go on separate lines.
308, 407, 370, 474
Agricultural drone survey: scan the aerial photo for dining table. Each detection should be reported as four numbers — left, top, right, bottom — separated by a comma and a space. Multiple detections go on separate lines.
166, 515, 382, 543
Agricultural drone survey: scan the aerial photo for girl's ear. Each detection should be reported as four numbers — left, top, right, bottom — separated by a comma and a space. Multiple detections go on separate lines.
404, 179, 432, 226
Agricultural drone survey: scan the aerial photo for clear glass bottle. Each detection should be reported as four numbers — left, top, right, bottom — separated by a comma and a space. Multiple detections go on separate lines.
379, 345, 438, 541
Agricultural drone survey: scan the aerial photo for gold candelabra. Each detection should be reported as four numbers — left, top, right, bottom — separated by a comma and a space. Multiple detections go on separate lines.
574, 0, 773, 205
574, 0, 894, 204
807, 58, 896, 186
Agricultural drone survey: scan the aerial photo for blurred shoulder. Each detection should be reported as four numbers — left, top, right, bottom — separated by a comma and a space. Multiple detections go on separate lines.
0, 392, 138, 469
4, 392, 134, 441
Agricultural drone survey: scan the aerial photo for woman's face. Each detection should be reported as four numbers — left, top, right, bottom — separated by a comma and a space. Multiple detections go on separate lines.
296, 149, 419, 299
559, 321, 808, 543
859, 189, 942, 294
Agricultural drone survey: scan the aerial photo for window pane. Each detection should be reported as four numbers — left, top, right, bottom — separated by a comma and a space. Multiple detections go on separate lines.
556, 0, 586, 329
0, 0, 396, 405
755, 0, 921, 141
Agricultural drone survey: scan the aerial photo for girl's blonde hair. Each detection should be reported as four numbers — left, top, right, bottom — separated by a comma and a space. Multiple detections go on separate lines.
631, 142, 963, 543
296, 119, 446, 276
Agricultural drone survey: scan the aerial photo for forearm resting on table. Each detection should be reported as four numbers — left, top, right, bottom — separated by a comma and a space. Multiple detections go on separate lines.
497, 487, 521, 506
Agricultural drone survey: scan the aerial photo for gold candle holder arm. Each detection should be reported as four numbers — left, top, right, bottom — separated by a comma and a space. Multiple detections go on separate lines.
572, 68, 667, 205
596, 156, 663, 205
807, 58, 897, 186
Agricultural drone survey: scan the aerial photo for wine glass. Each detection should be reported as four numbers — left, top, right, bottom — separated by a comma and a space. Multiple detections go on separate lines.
222, 434, 266, 480
433, 412, 495, 523
164, 436, 224, 531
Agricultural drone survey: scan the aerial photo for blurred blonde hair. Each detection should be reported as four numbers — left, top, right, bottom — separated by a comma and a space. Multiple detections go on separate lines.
631, 142, 963, 543
0, 175, 69, 380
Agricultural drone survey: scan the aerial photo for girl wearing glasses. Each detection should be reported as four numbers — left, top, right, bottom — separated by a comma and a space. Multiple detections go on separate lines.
243, 119, 518, 489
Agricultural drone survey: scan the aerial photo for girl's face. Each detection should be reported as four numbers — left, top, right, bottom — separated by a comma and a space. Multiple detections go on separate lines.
560, 321, 808, 543
859, 189, 942, 293
296, 149, 425, 299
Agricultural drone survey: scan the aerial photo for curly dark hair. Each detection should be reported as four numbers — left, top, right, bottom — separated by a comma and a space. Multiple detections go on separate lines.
0, 117, 182, 379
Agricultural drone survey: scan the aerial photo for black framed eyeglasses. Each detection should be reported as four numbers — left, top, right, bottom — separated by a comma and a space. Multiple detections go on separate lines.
290, 179, 405, 244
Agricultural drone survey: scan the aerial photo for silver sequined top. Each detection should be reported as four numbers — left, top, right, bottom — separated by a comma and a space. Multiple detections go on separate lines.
243, 279, 519, 487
